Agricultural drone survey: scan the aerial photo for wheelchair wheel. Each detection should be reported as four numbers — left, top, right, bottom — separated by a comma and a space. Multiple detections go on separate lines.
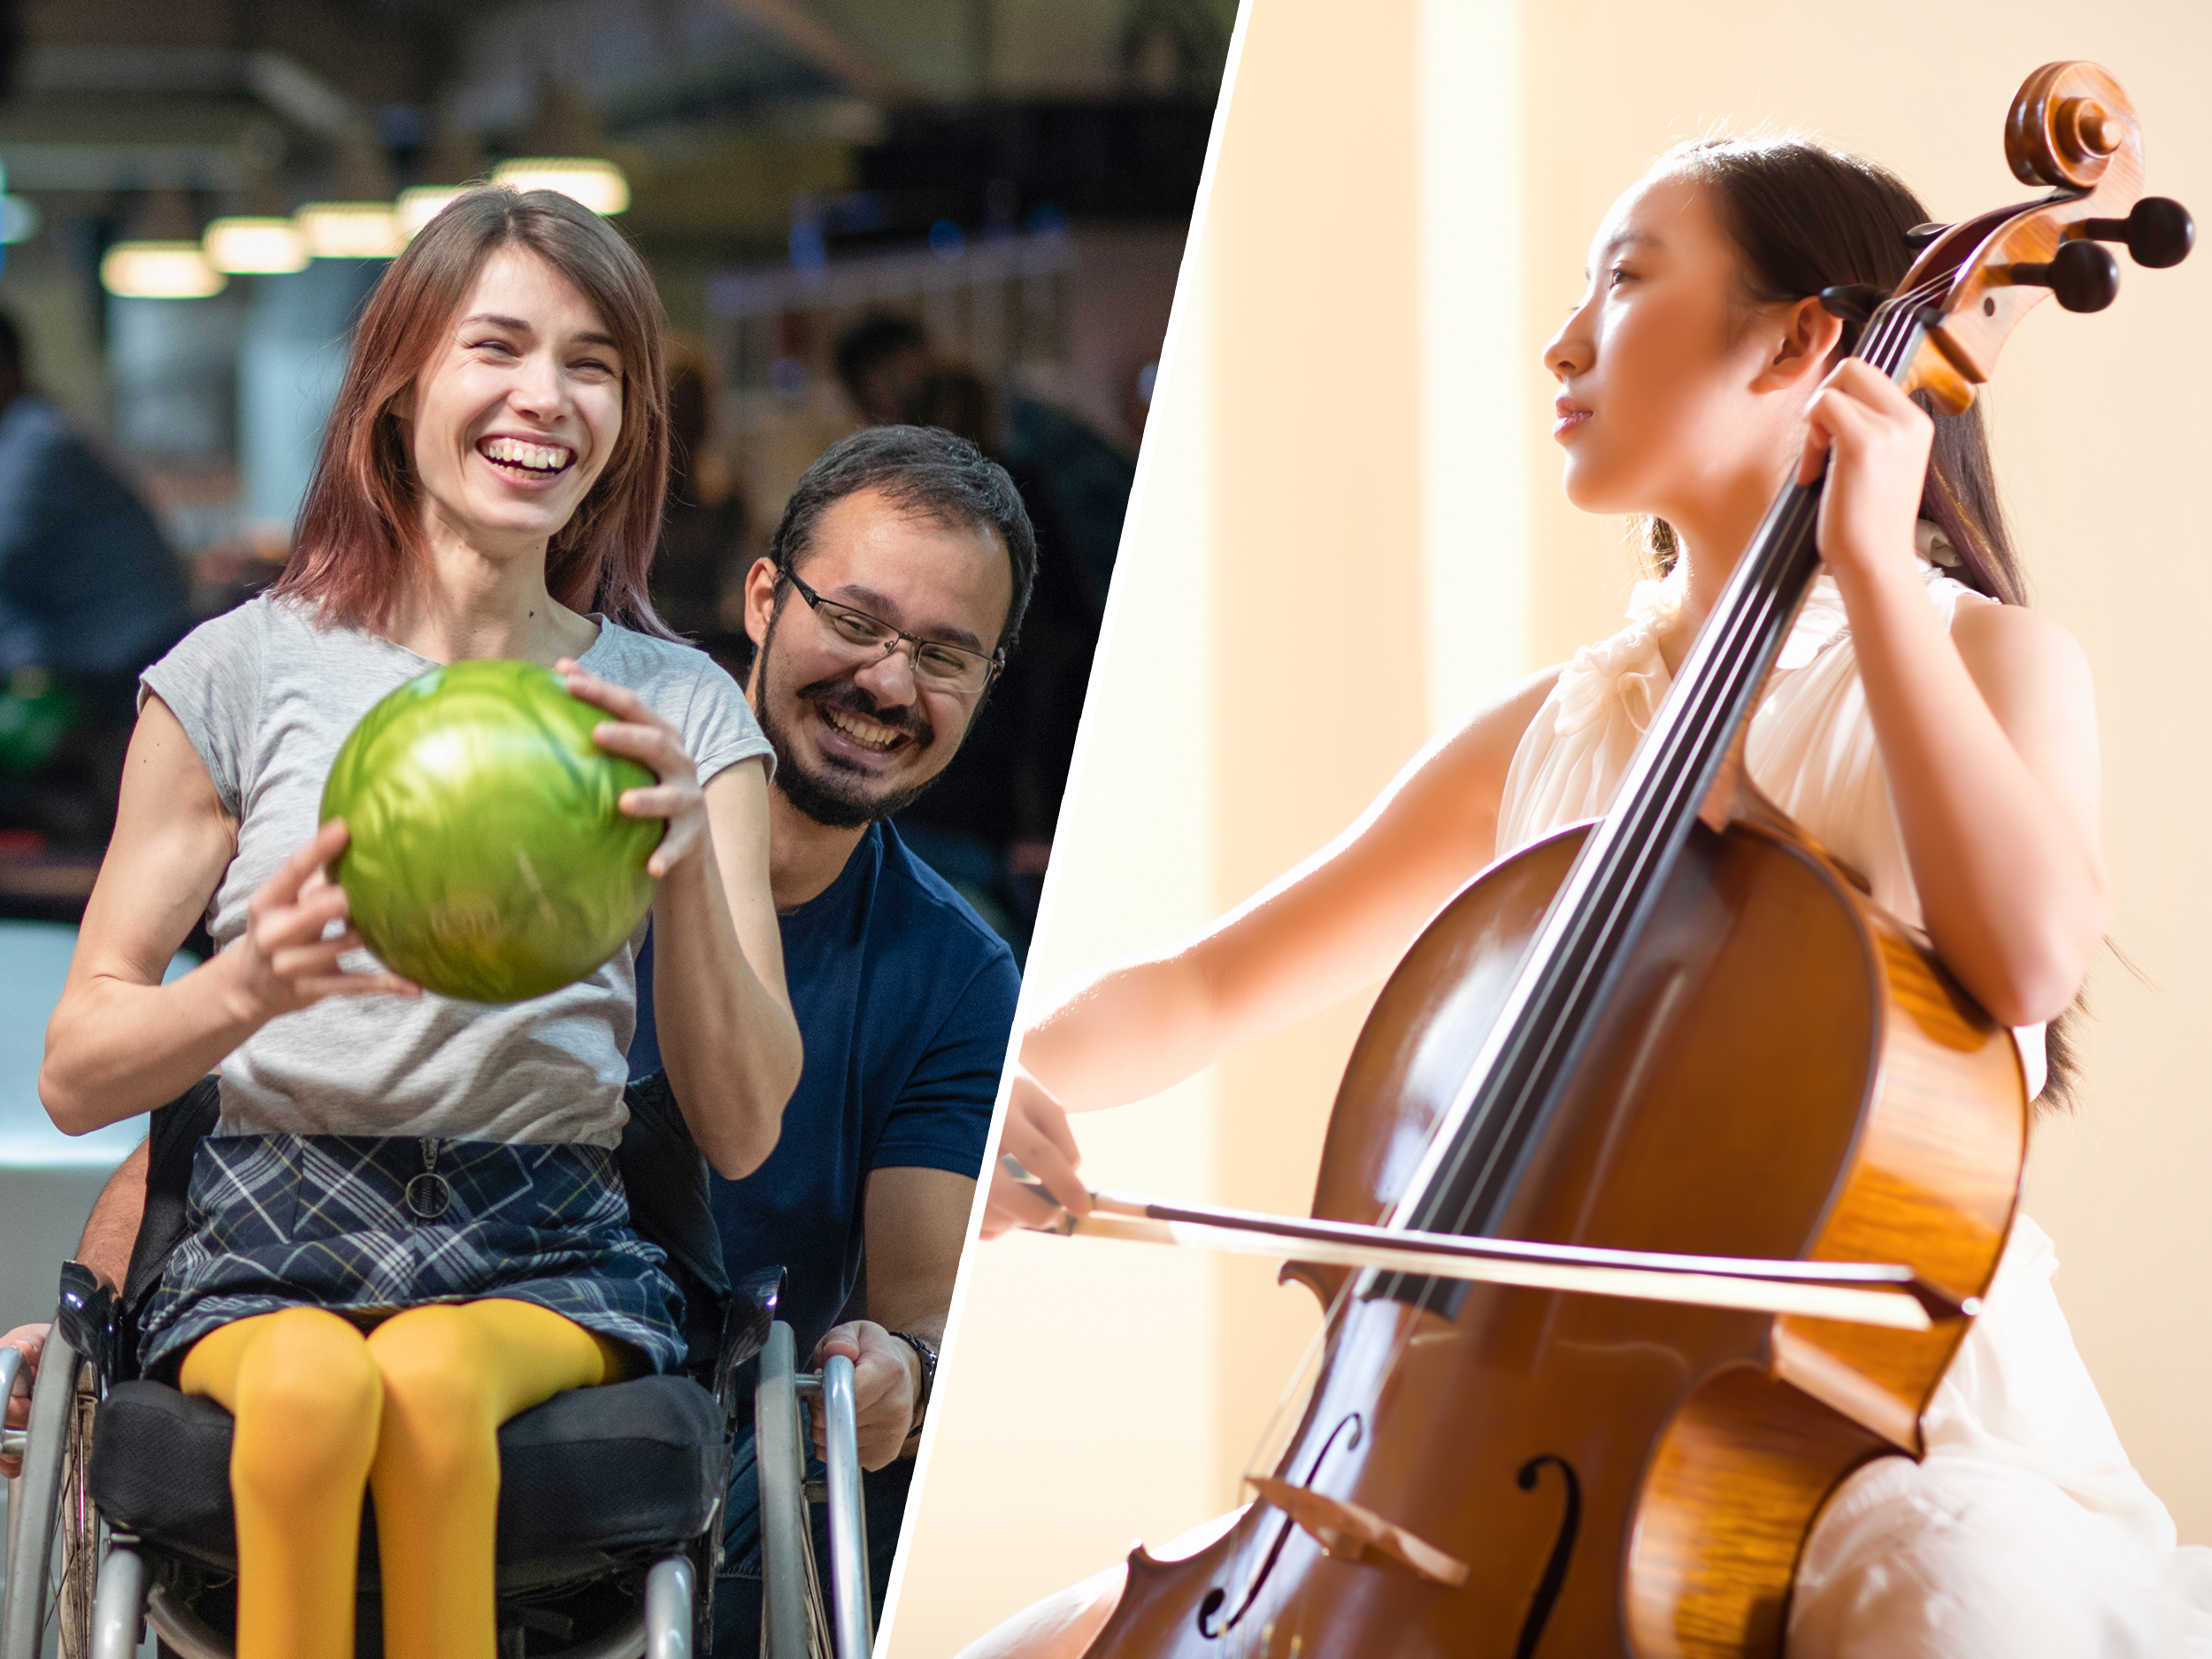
755, 1325, 832, 1659
753, 1323, 874, 1659
1, 1323, 102, 1659
56, 1376, 100, 1659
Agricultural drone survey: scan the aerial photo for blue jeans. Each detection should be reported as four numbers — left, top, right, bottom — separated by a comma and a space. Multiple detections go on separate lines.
711, 1422, 916, 1658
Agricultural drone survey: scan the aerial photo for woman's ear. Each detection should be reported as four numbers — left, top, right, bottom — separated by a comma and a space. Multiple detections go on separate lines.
1754, 295, 1847, 393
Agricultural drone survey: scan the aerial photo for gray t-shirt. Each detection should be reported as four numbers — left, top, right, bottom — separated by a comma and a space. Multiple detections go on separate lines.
141, 595, 772, 1147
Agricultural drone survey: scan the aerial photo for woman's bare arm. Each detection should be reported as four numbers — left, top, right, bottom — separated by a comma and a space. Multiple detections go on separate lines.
1847, 576, 2102, 1023
560, 663, 800, 1177
1022, 665, 1561, 1111
41, 696, 414, 1133
648, 757, 803, 1179
1807, 362, 2105, 1025
985, 666, 1559, 1233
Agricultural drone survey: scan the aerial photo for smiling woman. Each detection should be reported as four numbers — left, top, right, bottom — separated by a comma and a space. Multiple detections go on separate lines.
278, 189, 672, 642
32, 185, 802, 1659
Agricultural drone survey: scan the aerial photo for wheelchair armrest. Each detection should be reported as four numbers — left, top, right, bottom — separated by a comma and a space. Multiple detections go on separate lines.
712, 1267, 786, 1430
54, 1261, 121, 1389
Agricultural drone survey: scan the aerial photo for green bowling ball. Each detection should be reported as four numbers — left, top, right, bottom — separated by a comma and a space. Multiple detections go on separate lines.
320, 659, 664, 1002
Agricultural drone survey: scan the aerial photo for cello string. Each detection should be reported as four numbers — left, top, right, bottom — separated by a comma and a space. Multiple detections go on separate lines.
1640, 272, 1945, 797
1416, 483, 1824, 1238
1532, 273, 1947, 971
1408, 268, 1953, 1247
1532, 274, 1947, 1041
1313, 268, 1961, 1611
1548, 277, 1940, 972
1407, 277, 1946, 1248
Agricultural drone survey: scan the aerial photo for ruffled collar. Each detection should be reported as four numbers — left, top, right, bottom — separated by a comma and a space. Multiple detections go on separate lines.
1553, 572, 1681, 737
1554, 522, 1961, 733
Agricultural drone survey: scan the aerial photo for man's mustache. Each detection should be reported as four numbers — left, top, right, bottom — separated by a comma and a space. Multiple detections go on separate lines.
798, 675, 936, 747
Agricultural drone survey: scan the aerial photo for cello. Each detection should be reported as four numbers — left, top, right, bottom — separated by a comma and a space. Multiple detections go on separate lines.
1035, 61, 2193, 1659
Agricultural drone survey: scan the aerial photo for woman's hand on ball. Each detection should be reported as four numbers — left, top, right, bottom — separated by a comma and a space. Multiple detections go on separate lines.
232, 819, 419, 1018
557, 662, 706, 879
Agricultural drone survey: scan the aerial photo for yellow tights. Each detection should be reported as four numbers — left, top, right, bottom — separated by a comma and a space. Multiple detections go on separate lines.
179, 1300, 629, 1659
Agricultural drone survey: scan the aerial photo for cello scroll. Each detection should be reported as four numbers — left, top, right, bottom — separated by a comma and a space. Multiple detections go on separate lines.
1898, 61, 2191, 414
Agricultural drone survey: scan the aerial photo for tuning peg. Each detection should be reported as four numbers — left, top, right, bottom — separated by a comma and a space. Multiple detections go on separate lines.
1904, 222, 1947, 255
2010, 239, 2121, 313
1819, 284, 1885, 324
2080, 196, 2194, 269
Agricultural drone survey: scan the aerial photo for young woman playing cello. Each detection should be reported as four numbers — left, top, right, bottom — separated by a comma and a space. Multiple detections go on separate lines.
34, 187, 803, 1659
971, 137, 2212, 1655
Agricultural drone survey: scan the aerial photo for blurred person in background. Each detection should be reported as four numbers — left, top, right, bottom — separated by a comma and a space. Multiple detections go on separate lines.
833, 312, 935, 432
0, 308, 191, 849
651, 337, 750, 657
833, 314, 1134, 955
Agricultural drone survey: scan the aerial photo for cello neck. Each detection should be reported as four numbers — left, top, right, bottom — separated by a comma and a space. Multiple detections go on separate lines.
1386, 296, 1942, 1262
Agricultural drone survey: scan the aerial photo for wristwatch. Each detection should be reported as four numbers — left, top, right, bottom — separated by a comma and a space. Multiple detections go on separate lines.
889, 1329, 938, 1438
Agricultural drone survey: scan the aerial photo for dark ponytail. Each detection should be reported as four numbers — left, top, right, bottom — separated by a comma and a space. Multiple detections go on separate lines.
1644, 134, 2083, 1110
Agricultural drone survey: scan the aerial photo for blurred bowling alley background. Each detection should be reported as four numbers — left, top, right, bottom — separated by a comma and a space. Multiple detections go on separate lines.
0, 0, 1227, 1335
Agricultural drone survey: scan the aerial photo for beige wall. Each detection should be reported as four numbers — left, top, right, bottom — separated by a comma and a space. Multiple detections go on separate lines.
1203, 0, 1425, 1511
886, 3, 2212, 1652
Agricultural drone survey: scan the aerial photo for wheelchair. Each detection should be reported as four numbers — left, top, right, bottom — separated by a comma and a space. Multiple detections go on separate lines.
1, 1077, 874, 1659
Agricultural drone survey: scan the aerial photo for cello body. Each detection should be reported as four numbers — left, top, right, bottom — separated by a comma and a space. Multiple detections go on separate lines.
1086, 811, 2025, 1659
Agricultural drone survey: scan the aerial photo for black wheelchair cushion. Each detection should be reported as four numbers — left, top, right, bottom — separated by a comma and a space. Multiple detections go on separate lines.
90, 1374, 727, 1574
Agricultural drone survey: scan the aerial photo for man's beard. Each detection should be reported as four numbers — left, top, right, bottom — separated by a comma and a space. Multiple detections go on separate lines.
754, 611, 948, 830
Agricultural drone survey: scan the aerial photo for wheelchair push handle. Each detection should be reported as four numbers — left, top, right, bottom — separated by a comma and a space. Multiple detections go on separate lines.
759, 1323, 874, 1659
814, 1356, 872, 1659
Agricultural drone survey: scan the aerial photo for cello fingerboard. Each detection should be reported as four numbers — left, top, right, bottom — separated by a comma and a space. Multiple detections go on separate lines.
1380, 291, 1948, 1305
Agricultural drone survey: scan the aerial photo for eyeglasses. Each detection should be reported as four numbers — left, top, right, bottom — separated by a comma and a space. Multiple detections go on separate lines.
781, 568, 1002, 695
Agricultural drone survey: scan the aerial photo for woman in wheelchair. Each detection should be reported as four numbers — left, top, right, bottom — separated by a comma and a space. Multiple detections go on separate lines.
32, 186, 802, 1659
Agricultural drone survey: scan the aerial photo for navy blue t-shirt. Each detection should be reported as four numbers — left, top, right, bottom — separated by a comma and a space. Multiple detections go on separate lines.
629, 820, 1018, 1358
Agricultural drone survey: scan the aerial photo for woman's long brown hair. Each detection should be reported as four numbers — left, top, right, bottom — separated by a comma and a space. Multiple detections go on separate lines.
1645, 134, 2082, 1108
277, 187, 674, 637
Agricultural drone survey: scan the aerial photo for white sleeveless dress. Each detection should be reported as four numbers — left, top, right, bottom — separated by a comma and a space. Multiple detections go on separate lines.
1493, 542, 2212, 1655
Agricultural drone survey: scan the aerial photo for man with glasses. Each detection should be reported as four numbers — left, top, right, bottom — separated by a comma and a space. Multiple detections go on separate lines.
628, 424, 1031, 1653
6, 427, 1035, 1656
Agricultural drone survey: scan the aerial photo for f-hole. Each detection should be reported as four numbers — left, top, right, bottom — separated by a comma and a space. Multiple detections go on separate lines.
1196, 1413, 1364, 1640
1513, 1454, 1582, 1659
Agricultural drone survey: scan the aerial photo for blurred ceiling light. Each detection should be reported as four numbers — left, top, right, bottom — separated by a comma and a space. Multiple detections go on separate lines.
491, 157, 629, 215
102, 242, 227, 299
204, 216, 308, 273
396, 185, 466, 239
104, 188, 227, 298
296, 202, 403, 258
208, 161, 307, 273
298, 120, 402, 258
495, 83, 627, 215
398, 109, 484, 242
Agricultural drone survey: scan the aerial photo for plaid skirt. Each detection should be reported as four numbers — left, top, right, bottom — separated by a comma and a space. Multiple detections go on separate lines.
135, 1133, 689, 1379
